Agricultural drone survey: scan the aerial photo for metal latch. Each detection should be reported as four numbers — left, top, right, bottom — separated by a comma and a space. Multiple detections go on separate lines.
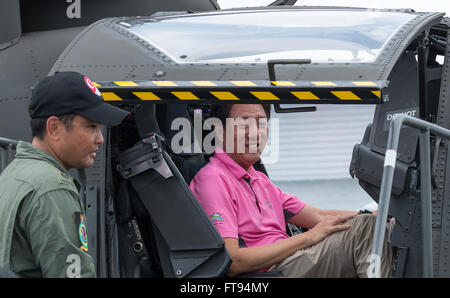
117, 133, 173, 179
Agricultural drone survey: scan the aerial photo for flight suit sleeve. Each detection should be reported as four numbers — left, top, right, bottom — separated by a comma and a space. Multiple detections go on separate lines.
20, 189, 96, 278
190, 174, 239, 240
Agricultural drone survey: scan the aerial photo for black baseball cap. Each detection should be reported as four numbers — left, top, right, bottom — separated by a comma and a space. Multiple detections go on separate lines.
29, 71, 130, 126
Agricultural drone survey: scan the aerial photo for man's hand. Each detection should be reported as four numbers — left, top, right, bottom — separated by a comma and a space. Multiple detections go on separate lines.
305, 213, 357, 246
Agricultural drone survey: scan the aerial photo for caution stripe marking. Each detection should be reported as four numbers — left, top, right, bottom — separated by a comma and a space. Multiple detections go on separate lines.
132, 92, 161, 101
210, 91, 240, 101
101, 92, 123, 101
331, 91, 361, 100
291, 91, 320, 100
94, 80, 386, 103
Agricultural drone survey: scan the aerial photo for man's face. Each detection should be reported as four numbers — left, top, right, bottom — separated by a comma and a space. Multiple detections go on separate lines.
55, 115, 104, 169
222, 104, 269, 169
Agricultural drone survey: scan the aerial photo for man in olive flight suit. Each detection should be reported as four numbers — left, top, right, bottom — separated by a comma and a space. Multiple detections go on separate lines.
0, 71, 129, 277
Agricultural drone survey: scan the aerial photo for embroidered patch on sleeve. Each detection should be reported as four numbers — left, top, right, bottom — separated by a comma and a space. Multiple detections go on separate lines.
210, 213, 224, 225
74, 212, 88, 252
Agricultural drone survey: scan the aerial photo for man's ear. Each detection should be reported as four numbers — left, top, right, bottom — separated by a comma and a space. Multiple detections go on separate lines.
46, 116, 62, 141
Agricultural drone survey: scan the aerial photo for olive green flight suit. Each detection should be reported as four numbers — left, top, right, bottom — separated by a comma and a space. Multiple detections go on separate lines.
0, 141, 96, 278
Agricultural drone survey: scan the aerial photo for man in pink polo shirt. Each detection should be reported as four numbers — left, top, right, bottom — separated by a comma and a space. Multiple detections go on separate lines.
190, 104, 393, 277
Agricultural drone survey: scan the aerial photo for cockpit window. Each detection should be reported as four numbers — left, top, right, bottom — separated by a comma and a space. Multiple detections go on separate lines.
124, 9, 417, 64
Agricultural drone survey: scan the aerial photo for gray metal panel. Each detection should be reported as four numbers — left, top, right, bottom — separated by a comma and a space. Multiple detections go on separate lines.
50, 19, 160, 80
83, 185, 99, 273
84, 133, 108, 277
434, 19, 450, 277
0, 27, 85, 141
370, 51, 420, 164
0, 0, 21, 50
69, 127, 109, 277
19, 0, 219, 33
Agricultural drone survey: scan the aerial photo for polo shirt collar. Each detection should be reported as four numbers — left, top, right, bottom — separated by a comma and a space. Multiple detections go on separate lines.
214, 146, 259, 180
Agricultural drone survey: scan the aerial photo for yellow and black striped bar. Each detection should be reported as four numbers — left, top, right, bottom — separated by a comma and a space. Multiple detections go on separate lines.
94, 80, 388, 104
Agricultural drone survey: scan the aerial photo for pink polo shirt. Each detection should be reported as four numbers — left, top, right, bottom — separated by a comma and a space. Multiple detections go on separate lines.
190, 147, 306, 251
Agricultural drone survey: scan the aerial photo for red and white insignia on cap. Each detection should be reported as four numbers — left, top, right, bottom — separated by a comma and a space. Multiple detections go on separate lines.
84, 76, 101, 97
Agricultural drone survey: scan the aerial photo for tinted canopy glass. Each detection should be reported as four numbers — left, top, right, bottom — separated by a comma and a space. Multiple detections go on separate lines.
125, 9, 416, 64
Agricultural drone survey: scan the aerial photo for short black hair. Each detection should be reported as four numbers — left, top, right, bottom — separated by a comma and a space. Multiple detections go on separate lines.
210, 104, 271, 126
30, 113, 77, 139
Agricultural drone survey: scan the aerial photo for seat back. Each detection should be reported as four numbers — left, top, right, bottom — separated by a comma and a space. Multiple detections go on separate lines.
349, 50, 430, 277
156, 103, 210, 183
113, 105, 231, 278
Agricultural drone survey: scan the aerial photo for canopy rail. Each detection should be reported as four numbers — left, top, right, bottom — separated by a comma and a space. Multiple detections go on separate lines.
95, 80, 388, 104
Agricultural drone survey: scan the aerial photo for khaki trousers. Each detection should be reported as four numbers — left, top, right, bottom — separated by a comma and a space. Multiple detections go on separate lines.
269, 214, 393, 278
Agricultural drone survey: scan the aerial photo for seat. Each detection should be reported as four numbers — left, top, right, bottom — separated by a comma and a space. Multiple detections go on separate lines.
116, 103, 289, 278
154, 104, 290, 278
349, 51, 426, 277
112, 104, 231, 278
